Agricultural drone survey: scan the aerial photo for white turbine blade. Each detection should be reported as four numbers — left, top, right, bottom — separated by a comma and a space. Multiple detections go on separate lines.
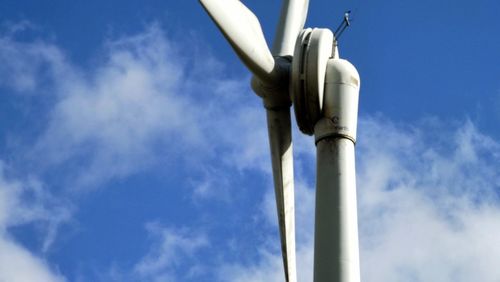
266, 108, 296, 282
267, 2, 309, 281
266, 1, 309, 280
200, 1, 298, 280
272, 0, 310, 56
199, 0, 276, 81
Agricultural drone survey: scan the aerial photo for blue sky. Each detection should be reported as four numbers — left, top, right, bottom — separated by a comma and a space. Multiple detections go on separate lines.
0, 0, 500, 281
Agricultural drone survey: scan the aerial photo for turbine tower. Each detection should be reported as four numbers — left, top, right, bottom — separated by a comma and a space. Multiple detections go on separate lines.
199, 1, 361, 281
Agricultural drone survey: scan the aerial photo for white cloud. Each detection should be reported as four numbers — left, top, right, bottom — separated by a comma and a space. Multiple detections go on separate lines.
132, 223, 208, 282
0, 238, 65, 282
0, 162, 71, 250
357, 117, 500, 281
0, 19, 270, 200
0, 24, 67, 94
28, 24, 204, 189
0, 162, 68, 282
0, 23, 270, 193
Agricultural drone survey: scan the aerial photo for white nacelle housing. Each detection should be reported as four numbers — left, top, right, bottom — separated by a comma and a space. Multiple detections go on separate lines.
315, 58, 360, 144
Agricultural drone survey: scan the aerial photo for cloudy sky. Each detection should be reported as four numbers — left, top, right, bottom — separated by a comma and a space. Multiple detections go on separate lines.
1, 0, 500, 281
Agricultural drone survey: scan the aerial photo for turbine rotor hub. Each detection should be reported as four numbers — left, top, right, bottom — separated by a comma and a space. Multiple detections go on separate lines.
252, 56, 292, 109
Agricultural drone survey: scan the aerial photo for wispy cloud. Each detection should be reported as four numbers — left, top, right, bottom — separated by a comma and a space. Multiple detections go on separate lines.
29, 25, 203, 189
0, 23, 268, 193
105, 223, 208, 282
133, 223, 209, 282
357, 116, 500, 281
0, 25, 67, 94
0, 162, 68, 281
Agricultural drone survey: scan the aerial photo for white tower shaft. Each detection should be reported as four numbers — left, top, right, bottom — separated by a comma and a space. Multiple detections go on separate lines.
313, 135, 360, 282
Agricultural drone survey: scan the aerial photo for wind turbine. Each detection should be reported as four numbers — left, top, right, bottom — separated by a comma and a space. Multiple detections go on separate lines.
199, 1, 361, 281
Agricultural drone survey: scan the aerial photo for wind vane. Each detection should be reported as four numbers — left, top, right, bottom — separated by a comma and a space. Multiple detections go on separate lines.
334, 10, 352, 40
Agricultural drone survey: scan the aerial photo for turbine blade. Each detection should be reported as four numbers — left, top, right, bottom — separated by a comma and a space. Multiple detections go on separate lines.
267, 2, 309, 281
199, 0, 276, 81
272, 0, 310, 56
266, 108, 296, 282
200, 1, 299, 280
